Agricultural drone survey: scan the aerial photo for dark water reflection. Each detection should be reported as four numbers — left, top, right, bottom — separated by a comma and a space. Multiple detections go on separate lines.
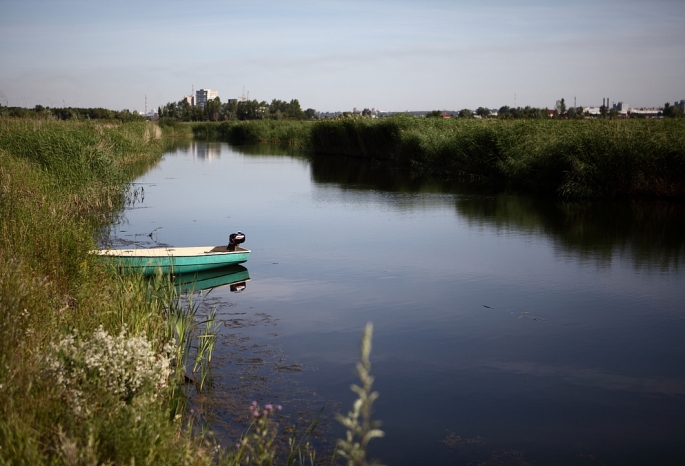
311, 151, 685, 271
112, 141, 685, 465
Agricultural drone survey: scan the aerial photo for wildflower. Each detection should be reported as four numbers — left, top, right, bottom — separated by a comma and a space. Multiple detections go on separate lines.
44, 325, 175, 415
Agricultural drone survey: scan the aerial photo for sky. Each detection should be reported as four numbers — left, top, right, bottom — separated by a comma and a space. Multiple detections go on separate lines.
1, 0, 684, 113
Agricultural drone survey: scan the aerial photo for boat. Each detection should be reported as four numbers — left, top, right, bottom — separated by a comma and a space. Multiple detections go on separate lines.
94, 245, 250, 275
172, 264, 250, 294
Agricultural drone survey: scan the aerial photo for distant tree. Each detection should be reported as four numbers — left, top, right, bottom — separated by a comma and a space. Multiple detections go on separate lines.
204, 97, 221, 121
425, 110, 442, 118
475, 107, 491, 118
498, 106, 511, 119
663, 102, 684, 118
362, 108, 372, 117
608, 108, 619, 119
458, 108, 473, 118
555, 98, 566, 117
305, 108, 317, 119
599, 105, 608, 118
286, 99, 306, 120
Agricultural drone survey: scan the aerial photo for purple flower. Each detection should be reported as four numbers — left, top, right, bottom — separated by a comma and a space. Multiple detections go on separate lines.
265, 404, 273, 410
253, 410, 260, 418
277, 405, 283, 411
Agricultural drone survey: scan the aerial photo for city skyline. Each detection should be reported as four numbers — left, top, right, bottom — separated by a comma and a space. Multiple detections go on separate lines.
1, 0, 683, 113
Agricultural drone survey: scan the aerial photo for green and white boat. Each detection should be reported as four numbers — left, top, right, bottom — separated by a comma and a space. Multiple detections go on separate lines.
94, 245, 250, 275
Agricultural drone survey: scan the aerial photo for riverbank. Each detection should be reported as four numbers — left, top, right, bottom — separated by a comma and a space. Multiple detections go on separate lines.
0, 118, 384, 465
0, 119, 220, 464
192, 118, 685, 199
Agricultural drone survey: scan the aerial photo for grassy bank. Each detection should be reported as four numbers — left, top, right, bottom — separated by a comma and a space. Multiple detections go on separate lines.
0, 118, 385, 465
195, 118, 685, 198
0, 119, 221, 464
310, 117, 685, 198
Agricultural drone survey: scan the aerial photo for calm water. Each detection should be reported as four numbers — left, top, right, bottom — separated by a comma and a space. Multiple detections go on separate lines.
109, 141, 685, 465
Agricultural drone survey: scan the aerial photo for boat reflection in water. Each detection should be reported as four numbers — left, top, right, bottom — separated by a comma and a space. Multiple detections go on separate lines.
172, 265, 250, 294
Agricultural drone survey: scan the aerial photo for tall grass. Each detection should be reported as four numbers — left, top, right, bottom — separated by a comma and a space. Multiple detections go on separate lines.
0, 118, 225, 465
309, 117, 685, 198
192, 120, 312, 148
0, 117, 387, 465
192, 117, 685, 198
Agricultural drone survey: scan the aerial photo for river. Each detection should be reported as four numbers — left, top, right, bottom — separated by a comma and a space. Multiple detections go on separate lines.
107, 140, 685, 465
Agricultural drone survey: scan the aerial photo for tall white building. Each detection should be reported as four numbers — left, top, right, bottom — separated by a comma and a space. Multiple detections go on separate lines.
195, 89, 219, 108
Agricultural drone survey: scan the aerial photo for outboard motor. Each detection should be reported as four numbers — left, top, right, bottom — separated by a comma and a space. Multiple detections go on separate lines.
227, 231, 246, 251
230, 282, 247, 293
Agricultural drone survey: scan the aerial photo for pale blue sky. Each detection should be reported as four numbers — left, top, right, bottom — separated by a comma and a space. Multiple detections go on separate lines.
1, 0, 683, 112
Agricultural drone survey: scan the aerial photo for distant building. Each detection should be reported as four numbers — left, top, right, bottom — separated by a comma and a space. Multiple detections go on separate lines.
614, 102, 628, 113
195, 89, 219, 108
183, 95, 195, 106
675, 100, 685, 111
628, 107, 661, 117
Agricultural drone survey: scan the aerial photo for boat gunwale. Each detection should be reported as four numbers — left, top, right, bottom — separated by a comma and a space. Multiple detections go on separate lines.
93, 246, 251, 258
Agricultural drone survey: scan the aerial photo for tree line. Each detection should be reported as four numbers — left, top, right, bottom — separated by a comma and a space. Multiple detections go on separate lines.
424, 98, 684, 119
0, 104, 146, 121
157, 97, 317, 122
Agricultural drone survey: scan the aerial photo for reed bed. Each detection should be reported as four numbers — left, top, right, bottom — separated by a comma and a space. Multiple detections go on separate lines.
192, 120, 313, 147
310, 117, 685, 198
196, 117, 685, 198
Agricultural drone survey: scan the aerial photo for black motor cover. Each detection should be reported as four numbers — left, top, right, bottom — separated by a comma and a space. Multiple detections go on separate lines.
228, 231, 246, 251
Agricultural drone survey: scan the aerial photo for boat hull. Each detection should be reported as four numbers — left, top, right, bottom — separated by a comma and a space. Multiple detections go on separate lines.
94, 246, 250, 275
173, 265, 250, 293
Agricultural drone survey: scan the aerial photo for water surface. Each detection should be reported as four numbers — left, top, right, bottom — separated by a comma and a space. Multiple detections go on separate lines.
109, 141, 685, 465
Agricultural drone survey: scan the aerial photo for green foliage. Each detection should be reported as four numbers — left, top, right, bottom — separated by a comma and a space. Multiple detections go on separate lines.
158, 97, 313, 123
336, 323, 384, 466
0, 105, 146, 121
475, 107, 491, 118
192, 120, 313, 148
497, 105, 549, 119
662, 102, 684, 118
0, 118, 223, 465
309, 117, 685, 198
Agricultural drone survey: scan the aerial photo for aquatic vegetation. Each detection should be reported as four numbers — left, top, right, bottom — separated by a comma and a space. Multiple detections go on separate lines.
336, 323, 385, 466
195, 117, 685, 198
309, 117, 685, 198
192, 120, 313, 148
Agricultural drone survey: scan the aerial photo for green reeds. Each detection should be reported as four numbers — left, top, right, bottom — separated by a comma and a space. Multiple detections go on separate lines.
336, 322, 385, 466
0, 118, 222, 465
192, 120, 313, 148
309, 117, 685, 198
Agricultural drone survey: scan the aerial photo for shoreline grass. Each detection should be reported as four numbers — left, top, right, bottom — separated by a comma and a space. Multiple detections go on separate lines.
0, 118, 225, 464
194, 117, 685, 199
0, 117, 385, 465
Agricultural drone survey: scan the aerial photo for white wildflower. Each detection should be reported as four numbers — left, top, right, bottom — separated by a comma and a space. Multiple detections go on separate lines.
44, 325, 175, 415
